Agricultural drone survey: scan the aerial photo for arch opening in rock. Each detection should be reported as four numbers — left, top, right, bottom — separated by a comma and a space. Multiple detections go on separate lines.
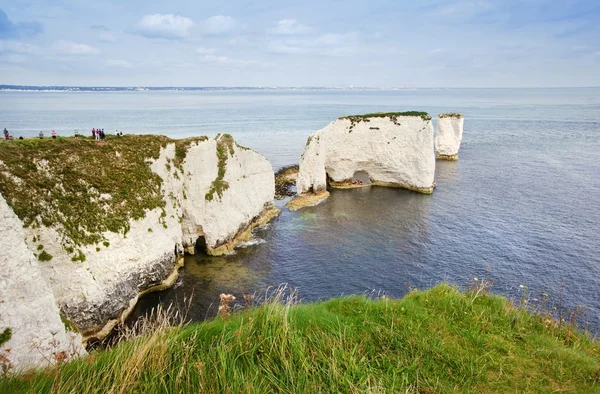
194, 235, 208, 255
352, 170, 371, 185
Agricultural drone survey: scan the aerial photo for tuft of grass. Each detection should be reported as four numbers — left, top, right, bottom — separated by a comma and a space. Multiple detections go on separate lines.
71, 249, 86, 263
1, 284, 598, 393
0, 328, 11, 347
37, 251, 53, 262
438, 113, 464, 118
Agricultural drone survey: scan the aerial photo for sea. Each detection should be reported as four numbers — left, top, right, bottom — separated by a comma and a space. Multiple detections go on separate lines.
1, 88, 599, 332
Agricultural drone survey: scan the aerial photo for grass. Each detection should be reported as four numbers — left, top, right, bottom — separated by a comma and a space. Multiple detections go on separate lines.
0, 135, 207, 251
37, 250, 53, 262
205, 134, 235, 202
2, 283, 598, 393
438, 113, 464, 118
340, 111, 432, 122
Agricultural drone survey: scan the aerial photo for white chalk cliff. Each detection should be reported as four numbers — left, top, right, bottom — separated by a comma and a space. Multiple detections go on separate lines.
295, 113, 436, 205
435, 114, 464, 160
0, 134, 276, 371
0, 195, 86, 372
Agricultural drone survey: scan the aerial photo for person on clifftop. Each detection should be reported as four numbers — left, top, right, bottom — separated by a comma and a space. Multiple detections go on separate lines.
3, 128, 8, 140
51, 130, 57, 139
74, 129, 79, 138
92, 128, 96, 139
39, 131, 44, 139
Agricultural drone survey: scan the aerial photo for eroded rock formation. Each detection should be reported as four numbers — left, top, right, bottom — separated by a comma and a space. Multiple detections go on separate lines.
435, 113, 464, 160
291, 112, 436, 209
0, 134, 276, 370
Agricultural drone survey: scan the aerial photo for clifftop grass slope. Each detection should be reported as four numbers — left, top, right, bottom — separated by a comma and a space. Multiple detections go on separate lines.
1, 284, 597, 393
0, 135, 207, 249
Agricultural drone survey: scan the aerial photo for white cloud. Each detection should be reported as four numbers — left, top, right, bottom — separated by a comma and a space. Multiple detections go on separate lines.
0, 40, 41, 55
200, 54, 230, 64
267, 32, 359, 56
200, 15, 236, 35
196, 47, 216, 55
106, 59, 132, 68
98, 33, 116, 43
135, 14, 194, 39
50, 40, 100, 55
270, 19, 312, 35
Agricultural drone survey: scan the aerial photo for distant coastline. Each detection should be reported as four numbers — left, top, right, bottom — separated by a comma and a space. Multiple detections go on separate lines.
2, 85, 598, 92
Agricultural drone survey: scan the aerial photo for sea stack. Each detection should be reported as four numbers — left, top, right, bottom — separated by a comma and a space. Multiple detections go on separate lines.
435, 113, 464, 160
0, 134, 277, 370
290, 112, 436, 210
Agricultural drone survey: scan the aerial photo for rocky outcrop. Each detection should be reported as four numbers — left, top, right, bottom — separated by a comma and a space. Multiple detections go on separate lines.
291, 112, 436, 209
435, 113, 464, 160
0, 134, 276, 370
0, 195, 86, 372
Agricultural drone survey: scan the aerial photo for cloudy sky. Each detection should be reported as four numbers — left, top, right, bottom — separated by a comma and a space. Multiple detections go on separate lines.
1, 0, 599, 87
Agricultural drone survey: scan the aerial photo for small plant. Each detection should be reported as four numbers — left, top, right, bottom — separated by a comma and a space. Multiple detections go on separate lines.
148, 228, 153, 232
103, 241, 110, 247
71, 250, 86, 262
438, 113, 463, 118
0, 328, 11, 347
37, 251, 53, 262
36, 244, 44, 250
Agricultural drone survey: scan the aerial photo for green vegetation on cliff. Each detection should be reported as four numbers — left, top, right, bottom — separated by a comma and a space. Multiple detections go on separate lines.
340, 111, 432, 122
340, 112, 432, 132
438, 113, 464, 118
0, 135, 206, 250
1, 284, 597, 393
205, 134, 235, 202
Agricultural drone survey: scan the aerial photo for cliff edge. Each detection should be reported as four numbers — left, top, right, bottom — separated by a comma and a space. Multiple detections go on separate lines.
0, 134, 276, 370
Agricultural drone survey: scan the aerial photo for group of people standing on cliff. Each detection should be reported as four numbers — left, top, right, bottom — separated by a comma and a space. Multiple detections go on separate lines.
2, 127, 125, 141
92, 128, 106, 140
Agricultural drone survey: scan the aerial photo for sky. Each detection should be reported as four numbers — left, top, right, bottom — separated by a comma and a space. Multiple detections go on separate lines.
0, 0, 599, 87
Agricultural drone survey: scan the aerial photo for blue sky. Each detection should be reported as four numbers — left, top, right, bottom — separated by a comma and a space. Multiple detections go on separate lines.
1, 0, 599, 87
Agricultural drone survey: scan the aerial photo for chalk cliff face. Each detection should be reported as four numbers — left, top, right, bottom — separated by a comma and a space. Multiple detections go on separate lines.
435, 114, 464, 160
0, 195, 86, 372
0, 134, 276, 370
294, 113, 436, 207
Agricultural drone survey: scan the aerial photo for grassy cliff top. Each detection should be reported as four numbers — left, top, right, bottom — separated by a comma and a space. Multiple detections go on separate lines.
0, 135, 207, 250
340, 111, 432, 121
438, 113, 464, 118
1, 283, 597, 392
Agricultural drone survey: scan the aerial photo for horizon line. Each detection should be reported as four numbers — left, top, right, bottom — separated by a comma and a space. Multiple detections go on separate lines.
1, 84, 599, 90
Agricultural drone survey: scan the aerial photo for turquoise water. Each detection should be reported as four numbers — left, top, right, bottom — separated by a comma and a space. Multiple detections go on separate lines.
2, 88, 599, 330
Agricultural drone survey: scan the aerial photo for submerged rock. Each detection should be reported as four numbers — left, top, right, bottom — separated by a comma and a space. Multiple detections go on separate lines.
435, 113, 464, 160
0, 134, 277, 369
291, 112, 436, 209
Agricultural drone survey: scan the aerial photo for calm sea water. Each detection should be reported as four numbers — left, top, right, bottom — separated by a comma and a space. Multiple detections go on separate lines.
2, 88, 599, 331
